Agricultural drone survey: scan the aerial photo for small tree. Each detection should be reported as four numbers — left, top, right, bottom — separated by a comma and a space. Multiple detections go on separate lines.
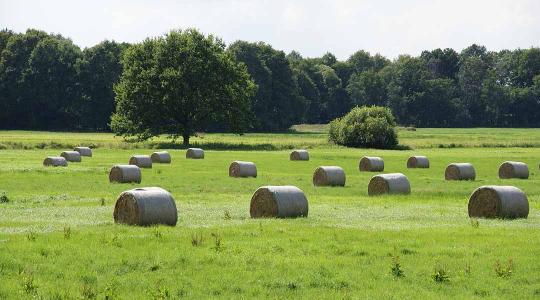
111, 29, 256, 146
328, 106, 398, 149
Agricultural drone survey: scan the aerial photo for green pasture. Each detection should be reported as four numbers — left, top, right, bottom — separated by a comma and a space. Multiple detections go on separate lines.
0, 129, 539, 299
2, 127, 540, 150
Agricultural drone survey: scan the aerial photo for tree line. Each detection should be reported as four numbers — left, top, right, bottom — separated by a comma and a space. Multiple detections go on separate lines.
1, 28, 540, 132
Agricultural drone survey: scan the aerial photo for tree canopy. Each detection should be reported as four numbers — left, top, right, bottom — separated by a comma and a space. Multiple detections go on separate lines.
110, 29, 255, 145
1, 28, 540, 133
228, 41, 305, 131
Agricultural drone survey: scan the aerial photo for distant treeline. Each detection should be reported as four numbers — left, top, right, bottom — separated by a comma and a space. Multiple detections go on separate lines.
1, 28, 539, 131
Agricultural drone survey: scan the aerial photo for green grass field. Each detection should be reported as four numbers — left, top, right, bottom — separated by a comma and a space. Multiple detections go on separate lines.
0, 128, 539, 299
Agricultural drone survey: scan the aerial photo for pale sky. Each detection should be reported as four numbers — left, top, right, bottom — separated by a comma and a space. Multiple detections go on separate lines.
1, 0, 539, 59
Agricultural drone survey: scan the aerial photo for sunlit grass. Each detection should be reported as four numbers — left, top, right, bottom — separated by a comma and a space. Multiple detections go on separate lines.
0, 131, 539, 298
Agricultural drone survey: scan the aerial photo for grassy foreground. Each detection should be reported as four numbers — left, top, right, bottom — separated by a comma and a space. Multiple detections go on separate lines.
0, 129, 539, 299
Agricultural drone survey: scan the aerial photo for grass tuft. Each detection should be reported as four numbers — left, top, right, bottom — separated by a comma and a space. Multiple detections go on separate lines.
0, 192, 9, 203
494, 259, 514, 278
63, 226, 71, 239
26, 231, 36, 242
21, 271, 37, 294
432, 265, 450, 283
391, 254, 404, 278
191, 233, 203, 247
211, 233, 222, 252
470, 218, 480, 228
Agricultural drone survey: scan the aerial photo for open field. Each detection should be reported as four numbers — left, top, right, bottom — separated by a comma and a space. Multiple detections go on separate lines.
2, 127, 540, 150
1, 129, 540, 298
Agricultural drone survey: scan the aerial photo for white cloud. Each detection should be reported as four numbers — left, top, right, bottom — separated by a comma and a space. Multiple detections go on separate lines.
1, 0, 539, 59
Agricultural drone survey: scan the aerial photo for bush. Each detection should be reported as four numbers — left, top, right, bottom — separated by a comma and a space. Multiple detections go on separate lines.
328, 106, 398, 149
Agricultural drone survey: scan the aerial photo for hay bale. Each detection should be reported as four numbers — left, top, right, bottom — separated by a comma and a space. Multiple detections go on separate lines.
74, 147, 92, 157
407, 156, 429, 168
359, 156, 384, 172
498, 161, 529, 179
312, 166, 345, 186
186, 148, 204, 159
129, 155, 152, 168
151, 151, 171, 164
445, 163, 476, 180
60, 151, 81, 162
229, 161, 257, 178
250, 186, 308, 218
43, 156, 67, 167
468, 186, 529, 219
290, 150, 309, 161
368, 173, 411, 196
109, 165, 141, 183
113, 187, 178, 226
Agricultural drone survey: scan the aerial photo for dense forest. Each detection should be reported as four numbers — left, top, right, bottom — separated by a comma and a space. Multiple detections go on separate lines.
1, 28, 539, 131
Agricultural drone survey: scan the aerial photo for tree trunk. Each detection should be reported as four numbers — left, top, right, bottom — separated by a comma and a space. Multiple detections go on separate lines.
182, 134, 190, 147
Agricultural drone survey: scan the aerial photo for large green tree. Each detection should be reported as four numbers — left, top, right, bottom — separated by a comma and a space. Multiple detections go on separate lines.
111, 29, 255, 145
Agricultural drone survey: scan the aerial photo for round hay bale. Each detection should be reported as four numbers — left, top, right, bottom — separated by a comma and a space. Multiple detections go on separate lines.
113, 187, 178, 226
250, 186, 308, 218
129, 155, 152, 168
290, 150, 309, 161
359, 156, 384, 172
368, 173, 411, 196
186, 148, 204, 159
407, 156, 429, 168
498, 161, 529, 179
60, 151, 81, 162
74, 147, 92, 157
468, 186, 529, 219
151, 151, 171, 164
43, 156, 67, 167
229, 161, 257, 178
109, 165, 141, 183
445, 163, 476, 180
312, 166, 345, 186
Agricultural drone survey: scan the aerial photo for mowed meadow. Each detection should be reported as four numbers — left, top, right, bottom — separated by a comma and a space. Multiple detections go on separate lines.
0, 128, 539, 299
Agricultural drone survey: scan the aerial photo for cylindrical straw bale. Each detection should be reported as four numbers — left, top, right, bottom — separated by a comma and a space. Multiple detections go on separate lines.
186, 148, 204, 159
468, 186, 529, 219
445, 163, 476, 180
129, 155, 152, 168
74, 147, 92, 157
312, 166, 346, 186
359, 156, 384, 172
151, 151, 171, 164
43, 156, 67, 167
290, 150, 309, 161
498, 161, 529, 179
60, 151, 81, 162
109, 165, 141, 183
229, 161, 257, 178
250, 186, 308, 218
368, 173, 410, 196
113, 187, 178, 226
407, 156, 429, 168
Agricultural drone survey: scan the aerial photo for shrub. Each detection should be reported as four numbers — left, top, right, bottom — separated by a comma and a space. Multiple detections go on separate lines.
328, 106, 398, 149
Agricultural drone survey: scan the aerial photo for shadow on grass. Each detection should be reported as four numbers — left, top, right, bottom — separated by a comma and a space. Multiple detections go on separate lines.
150, 142, 291, 151
393, 144, 413, 151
